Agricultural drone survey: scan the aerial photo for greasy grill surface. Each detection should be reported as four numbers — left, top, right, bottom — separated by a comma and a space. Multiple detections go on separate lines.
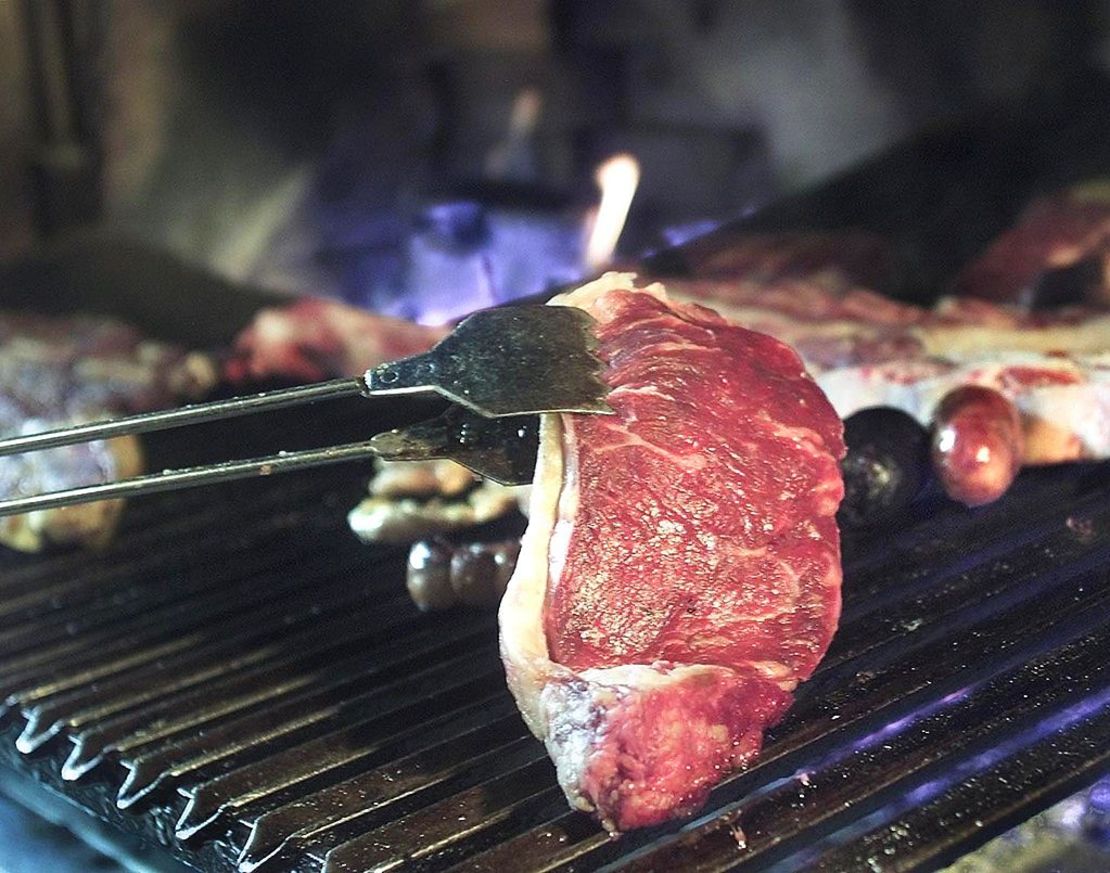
0, 445, 1107, 872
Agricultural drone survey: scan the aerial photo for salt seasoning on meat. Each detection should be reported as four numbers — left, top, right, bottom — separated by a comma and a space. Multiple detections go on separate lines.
499, 273, 845, 831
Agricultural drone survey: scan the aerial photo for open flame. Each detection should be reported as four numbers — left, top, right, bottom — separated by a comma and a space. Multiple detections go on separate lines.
585, 153, 641, 270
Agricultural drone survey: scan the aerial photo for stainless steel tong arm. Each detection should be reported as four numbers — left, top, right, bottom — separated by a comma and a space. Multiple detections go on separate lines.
0, 439, 379, 516
0, 407, 542, 518
0, 304, 608, 516
0, 379, 364, 458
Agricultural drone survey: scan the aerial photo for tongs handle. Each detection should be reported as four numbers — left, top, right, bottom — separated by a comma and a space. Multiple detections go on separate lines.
0, 379, 365, 458
0, 440, 380, 517
0, 303, 607, 517
368, 408, 539, 484
0, 407, 540, 518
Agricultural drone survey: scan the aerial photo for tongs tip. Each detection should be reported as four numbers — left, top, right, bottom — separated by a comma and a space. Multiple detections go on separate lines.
368, 406, 540, 485
362, 304, 613, 419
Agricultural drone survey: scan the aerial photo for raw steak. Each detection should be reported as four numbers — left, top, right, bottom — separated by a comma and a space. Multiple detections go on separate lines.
0, 311, 216, 552
499, 273, 845, 831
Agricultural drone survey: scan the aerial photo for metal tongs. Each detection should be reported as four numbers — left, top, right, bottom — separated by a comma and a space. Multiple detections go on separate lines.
0, 306, 611, 518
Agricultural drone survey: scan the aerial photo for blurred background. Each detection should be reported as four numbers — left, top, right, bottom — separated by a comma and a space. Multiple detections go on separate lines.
2, 0, 1110, 322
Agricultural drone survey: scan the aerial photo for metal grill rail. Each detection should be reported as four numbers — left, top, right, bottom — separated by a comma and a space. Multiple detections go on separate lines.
0, 459, 1106, 873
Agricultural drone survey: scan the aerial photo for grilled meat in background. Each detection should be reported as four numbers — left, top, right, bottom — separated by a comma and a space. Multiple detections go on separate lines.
0, 310, 216, 552
953, 182, 1110, 307
224, 298, 449, 386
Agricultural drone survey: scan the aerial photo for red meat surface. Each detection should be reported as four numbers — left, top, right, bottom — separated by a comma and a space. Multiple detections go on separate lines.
953, 187, 1110, 306
500, 274, 845, 831
544, 290, 843, 677
226, 298, 448, 383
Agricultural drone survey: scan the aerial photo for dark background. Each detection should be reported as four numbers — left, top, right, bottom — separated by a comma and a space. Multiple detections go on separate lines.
1, 0, 1109, 315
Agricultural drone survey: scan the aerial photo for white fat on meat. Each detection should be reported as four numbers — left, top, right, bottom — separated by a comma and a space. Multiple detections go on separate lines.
818, 351, 1110, 463
666, 283, 1110, 466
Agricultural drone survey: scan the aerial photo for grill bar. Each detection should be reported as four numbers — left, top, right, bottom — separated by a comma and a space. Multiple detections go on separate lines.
806, 695, 1110, 872
61, 619, 494, 782
238, 709, 529, 871
150, 658, 507, 817
824, 491, 1110, 672
0, 455, 1104, 873
0, 470, 332, 592
3, 554, 399, 722
613, 620, 1110, 872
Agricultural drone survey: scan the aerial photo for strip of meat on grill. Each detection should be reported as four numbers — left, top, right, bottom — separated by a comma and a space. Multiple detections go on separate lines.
953, 181, 1110, 307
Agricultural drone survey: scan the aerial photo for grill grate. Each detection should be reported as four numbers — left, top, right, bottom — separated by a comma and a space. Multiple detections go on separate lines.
0, 437, 1106, 872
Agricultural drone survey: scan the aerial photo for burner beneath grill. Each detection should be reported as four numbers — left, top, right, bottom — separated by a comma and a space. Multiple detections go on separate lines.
0, 402, 1106, 872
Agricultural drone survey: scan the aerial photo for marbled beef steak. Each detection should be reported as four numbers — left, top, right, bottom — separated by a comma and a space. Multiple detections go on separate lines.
499, 273, 845, 831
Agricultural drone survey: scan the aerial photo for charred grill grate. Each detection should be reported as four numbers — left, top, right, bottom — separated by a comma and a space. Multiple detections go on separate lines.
0, 414, 1106, 872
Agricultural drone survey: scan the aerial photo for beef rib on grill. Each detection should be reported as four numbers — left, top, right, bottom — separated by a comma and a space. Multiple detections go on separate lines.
499, 273, 845, 831
225, 297, 449, 383
666, 278, 1110, 471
